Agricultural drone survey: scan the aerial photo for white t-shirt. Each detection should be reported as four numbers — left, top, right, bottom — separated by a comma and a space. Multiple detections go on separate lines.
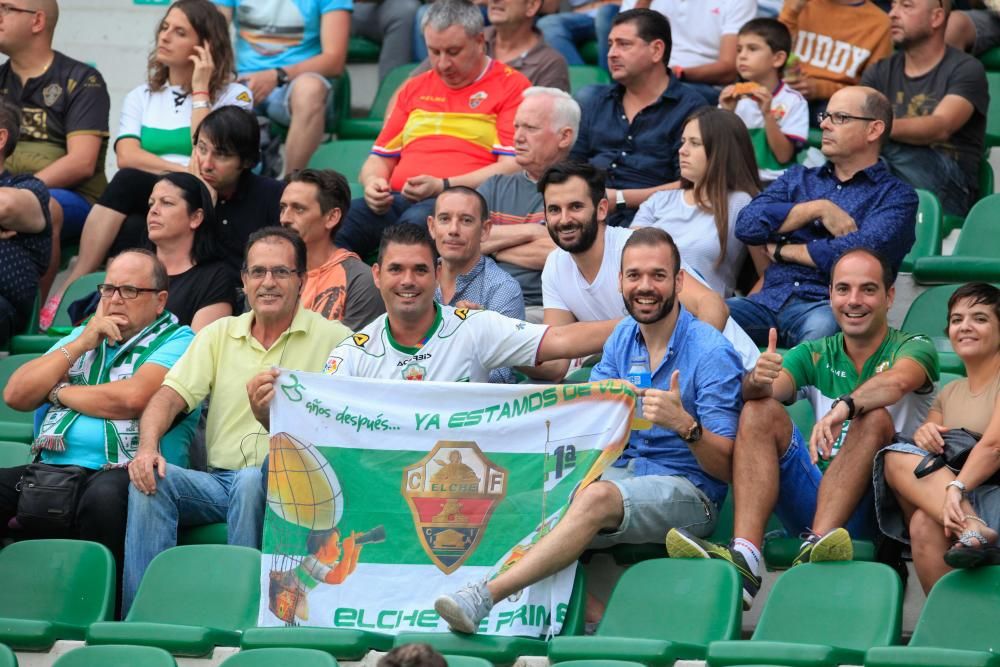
116, 82, 254, 166
733, 82, 810, 181
541, 226, 760, 370
630, 189, 750, 296
324, 304, 548, 383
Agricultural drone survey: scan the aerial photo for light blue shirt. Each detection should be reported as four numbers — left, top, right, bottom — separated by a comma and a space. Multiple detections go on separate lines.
590, 307, 743, 506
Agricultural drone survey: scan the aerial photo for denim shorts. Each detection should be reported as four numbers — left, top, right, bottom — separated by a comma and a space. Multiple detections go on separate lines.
588, 462, 717, 548
259, 73, 337, 129
774, 425, 877, 539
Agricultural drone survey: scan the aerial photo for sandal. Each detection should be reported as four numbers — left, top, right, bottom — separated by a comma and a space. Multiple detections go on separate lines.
944, 515, 1000, 569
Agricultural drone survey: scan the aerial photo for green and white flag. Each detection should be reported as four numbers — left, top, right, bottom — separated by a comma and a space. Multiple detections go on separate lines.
259, 370, 635, 636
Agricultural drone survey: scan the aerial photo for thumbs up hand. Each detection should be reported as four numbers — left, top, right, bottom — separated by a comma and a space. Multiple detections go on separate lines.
643, 370, 693, 433
749, 328, 784, 393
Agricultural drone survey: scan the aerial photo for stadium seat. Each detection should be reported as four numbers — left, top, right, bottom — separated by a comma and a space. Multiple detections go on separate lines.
763, 536, 876, 570
942, 157, 995, 236
10, 272, 105, 354
52, 645, 177, 667
553, 662, 646, 667
0, 539, 115, 651
988, 71, 1000, 147
0, 645, 13, 667
86, 545, 261, 657
901, 189, 944, 273
347, 36, 380, 63
306, 139, 373, 198
0, 353, 43, 444
548, 558, 741, 664
177, 523, 228, 545
221, 648, 339, 667
578, 40, 599, 66
0, 439, 31, 467
914, 195, 1000, 284
568, 65, 610, 94
864, 566, 1000, 667
390, 567, 588, 666
705, 561, 902, 667
901, 284, 979, 375
444, 656, 495, 667
240, 626, 393, 661
981, 46, 1000, 71
338, 63, 415, 140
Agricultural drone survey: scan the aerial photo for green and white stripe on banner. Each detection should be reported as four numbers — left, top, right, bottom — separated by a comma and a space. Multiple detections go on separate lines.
260, 370, 635, 636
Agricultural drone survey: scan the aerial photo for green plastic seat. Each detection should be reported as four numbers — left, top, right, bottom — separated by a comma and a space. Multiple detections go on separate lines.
0, 353, 42, 444
0, 439, 31, 467
240, 626, 393, 661
942, 156, 995, 235
87, 545, 261, 656
988, 71, 1000, 147
0, 539, 115, 650
0, 644, 13, 667
444, 657, 496, 667
568, 65, 610, 95
10, 272, 105, 354
391, 567, 588, 666
762, 537, 876, 570
900, 284, 988, 375
981, 46, 1000, 71
901, 190, 944, 273
807, 128, 823, 149
864, 567, 1000, 667
222, 648, 339, 667
555, 662, 647, 667
307, 139, 374, 196
347, 36, 380, 63
579, 40, 599, 66
914, 195, 1000, 284
706, 561, 902, 667
338, 63, 415, 139
549, 558, 741, 664
52, 645, 177, 667
177, 522, 228, 545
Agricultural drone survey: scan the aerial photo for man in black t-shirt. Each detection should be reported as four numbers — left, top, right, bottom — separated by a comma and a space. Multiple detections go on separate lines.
862, 0, 988, 217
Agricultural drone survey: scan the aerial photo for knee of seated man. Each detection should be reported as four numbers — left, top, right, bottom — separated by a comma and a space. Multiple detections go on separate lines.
850, 407, 895, 442
289, 76, 330, 112
570, 481, 623, 521
738, 396, 791, 432
230, 467, 265, 500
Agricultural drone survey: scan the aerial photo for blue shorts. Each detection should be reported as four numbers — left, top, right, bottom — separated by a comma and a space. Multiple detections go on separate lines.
775, 425, 877, 539
258, 73, 338, 131
50, 188, 92, 240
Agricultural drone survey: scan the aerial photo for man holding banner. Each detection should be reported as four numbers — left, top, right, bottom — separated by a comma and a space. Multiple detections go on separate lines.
435, 226, 745, 634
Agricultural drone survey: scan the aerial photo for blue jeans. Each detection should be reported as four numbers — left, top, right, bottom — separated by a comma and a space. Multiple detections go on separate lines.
726, 295, 839, 348
881, 142, 975, 217
335, 194, 437, 259
123, 464, 265, 613
776, 425, 876, 539
50, 188, 92, 240
260, 73, 337, 131
536, 6, 619, 70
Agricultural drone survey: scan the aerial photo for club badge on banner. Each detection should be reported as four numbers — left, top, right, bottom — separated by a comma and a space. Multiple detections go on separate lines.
259, 370, 635, 636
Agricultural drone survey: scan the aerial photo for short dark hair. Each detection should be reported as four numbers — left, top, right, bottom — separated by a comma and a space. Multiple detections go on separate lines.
537, 160, 606, 208
612, 8, 672, 71
378, 643, 447, 667
194, 106, 260, 168
830, 247, 894, 290
738, 18, 792, 62
285, 169, 352, 217
377, 223, 437, 266
947, 282, 1000, 328
620, 226, 681, 277
109, 248, 169, 291
437, 185, 489, 223
244, 226, 307, 276
859, 88, 894, 148
0, 103, 20, 159
155, 172, 221, 265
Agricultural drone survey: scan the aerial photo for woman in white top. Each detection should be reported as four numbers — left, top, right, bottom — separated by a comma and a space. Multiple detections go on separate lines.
632, 107, 762, 296
44, 0, 252, 326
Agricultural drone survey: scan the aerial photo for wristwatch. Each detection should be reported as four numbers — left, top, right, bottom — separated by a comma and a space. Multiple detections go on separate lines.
773, 239, 787, 264
681, 419, 702, 444
946, 480, 968, 495
615, 188, 626, 211
830, 394, 857, 420
275, 67, 290, 87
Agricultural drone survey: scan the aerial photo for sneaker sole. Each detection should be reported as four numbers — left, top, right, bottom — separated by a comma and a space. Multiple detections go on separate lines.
433, 596, 477, 634
666, 529, 711, 559
810, 529, 854, 562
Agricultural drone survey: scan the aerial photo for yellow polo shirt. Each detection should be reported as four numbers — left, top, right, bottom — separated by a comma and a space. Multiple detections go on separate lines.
162, 307, 351, 470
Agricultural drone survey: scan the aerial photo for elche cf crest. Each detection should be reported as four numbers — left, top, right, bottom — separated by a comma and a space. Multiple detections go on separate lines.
402, 441, 508, 574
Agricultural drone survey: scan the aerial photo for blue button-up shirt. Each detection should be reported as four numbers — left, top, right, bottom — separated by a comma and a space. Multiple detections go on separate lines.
735, 161, 917, 311
570, 77, 706, 226
589, 308, 743, 507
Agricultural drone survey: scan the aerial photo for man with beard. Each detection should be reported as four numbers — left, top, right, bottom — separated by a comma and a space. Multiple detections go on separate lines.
434, 225, 744, 634
532, 160, 759, 381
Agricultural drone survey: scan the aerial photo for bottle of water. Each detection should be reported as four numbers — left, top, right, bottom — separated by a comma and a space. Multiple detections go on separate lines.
627, 356, 653, 430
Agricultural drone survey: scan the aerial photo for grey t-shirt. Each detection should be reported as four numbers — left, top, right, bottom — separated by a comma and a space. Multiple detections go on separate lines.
478, 171, 546, 307
862, 46, 987, 185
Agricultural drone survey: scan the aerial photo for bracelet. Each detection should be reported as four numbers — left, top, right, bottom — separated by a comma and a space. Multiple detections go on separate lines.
773, 239, 787, 264
192, 101, 210, 110
191, 90, 210, 97
49, 382, 70, 409
947, 480, 968, 495
59, 346, 73, 366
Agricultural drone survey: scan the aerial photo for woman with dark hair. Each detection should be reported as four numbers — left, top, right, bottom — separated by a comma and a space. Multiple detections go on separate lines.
41, 0, 251, 327
148, 173, 238, 330
877, 282, 1000, 592
631, 107, 763, 296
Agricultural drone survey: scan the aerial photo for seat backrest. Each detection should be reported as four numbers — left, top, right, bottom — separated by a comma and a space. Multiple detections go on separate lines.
909, 567, 1000, 651
953, 194, 1000, 256
753, 561, 901, 650
220, 648, 338, 667
368, 64, 417, 120
901, 284, 961, 338
307, 139, 375, 183
444, 656, 494, 667
902, 190, 943, 271
127, 545, 260, 631
597, 558, 741, 644
569, 65, 611, 94
0, 644, 15, 667
0, 539, 115, 626
0, 353, 41, 425
0, 439, 31, 467
47, 272, 105, 334
52, 644, 178, 667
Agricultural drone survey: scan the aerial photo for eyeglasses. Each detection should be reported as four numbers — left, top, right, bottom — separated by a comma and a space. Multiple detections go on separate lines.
244, 265, 297, 280
0, 3, 37, 17
817, 111, 878, 126
97, 284, 161, 300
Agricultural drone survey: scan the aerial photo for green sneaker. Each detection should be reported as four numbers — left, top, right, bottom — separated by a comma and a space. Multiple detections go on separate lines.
666, 528, 761, 609
792, 528, 853, 566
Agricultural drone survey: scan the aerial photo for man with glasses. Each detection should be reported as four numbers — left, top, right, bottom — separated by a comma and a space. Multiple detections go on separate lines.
2, 249, 198, 616
862, 0, 987, 217
727, 85, 917, 349
123, 226, 351, 614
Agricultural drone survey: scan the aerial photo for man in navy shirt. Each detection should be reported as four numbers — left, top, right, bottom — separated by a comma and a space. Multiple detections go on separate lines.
569, 8, 706, 227
434, 226, 743, 634
728, 85, 917, 349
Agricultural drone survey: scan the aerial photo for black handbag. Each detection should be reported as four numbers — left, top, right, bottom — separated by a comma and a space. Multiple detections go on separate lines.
913, 428, 1000, 485
15, 463, 88, 531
